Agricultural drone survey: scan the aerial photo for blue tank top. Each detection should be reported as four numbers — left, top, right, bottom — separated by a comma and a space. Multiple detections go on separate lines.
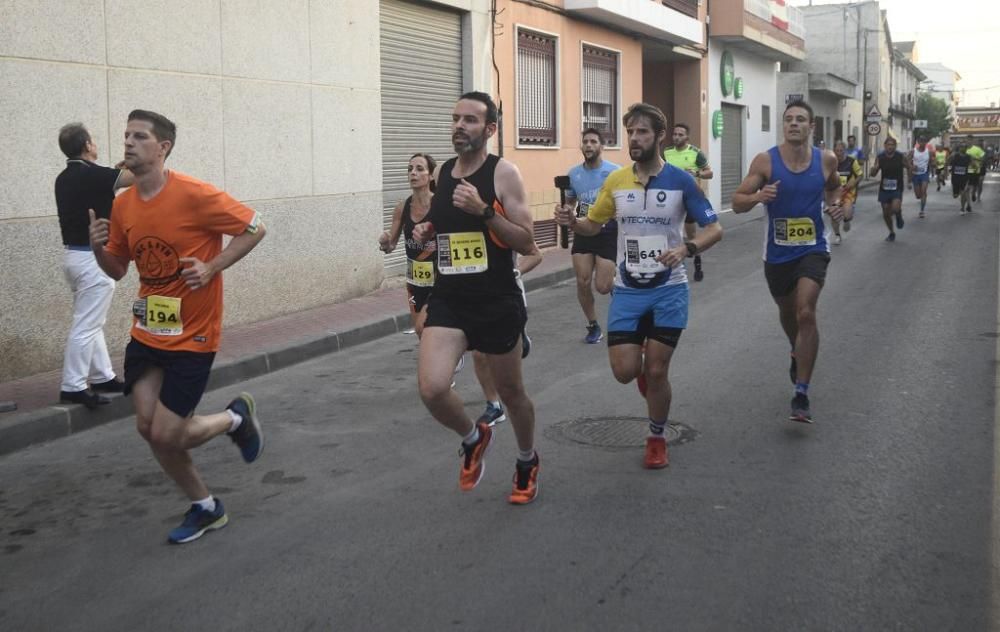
763, 146, 829, 264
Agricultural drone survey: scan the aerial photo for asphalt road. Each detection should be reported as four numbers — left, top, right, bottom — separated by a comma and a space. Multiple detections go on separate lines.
2, 175, 998, 631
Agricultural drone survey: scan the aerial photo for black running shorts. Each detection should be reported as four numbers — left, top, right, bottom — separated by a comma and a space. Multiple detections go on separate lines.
406, 284, 432, 313
123, 338, 216, 418
952, 175, 969, 197
571, 231, 617, 262
424, 293, 527, 355
764, 252, 831, 298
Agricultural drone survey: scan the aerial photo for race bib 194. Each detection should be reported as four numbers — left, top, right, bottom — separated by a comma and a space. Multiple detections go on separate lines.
437, 232, 488, 275
141, 295, 183, 336
774, 217, 817, 247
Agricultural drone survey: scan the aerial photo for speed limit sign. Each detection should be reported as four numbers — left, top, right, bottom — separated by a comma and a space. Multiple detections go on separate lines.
866, 122, 881, 136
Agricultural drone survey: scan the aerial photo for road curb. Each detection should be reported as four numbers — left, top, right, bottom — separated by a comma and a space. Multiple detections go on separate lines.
0, 264, 576, 457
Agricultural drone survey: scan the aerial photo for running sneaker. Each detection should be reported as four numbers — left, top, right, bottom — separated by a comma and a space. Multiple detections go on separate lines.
521, 329, 532, 359
644, 436, 669, 469
508, 454, 540, 505
477, 401, 507, 427
886, 233, 896, 242
459, 422, 493, 491
168, 499, 228, 544
227, 393, 263, 463
832, 233, 842, 245
789, 393, 812, 423
585, 322, 603, 344
789, 353, 797, 385
895, 213, 904, 229
918, 211, 925, 218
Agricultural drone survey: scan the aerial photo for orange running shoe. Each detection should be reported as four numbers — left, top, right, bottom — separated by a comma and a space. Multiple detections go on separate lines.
459, 422, 493, 491
508, 454, 540, 505
644, 436, 669, 469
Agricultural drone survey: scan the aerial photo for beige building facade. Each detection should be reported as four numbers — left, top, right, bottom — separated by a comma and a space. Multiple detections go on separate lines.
0, 0, 494, 381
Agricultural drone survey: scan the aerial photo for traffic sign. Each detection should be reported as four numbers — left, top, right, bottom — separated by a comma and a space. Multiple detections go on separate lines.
913, 119, 928, 128
866, 104, 882, 119
866, 122, 881, 136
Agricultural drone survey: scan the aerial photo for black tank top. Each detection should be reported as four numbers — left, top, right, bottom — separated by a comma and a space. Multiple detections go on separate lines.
402, 196, 435, 261
878, 152, 904, 190
428, 154, 518, 298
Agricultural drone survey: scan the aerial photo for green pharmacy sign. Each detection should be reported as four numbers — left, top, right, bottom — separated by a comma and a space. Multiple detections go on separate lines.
712, 110, 724, 138
734, 77, 744, 99
721, 51, 735, 96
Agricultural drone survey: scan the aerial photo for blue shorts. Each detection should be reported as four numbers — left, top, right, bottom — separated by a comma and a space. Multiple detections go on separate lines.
912, 172, 930, 185
607, 283, 688, 347
878, 189, 903, 204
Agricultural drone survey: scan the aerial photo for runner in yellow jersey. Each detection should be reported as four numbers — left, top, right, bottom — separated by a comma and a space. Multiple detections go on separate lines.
966, 137, 986, 204
935, 145, 949, 191
663, 123, 712, 281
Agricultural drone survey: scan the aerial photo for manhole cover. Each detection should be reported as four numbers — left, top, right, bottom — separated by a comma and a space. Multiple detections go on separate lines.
546, 416, 697, 449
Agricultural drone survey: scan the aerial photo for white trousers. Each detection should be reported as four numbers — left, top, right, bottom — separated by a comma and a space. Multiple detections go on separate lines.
61, 248, 116, 392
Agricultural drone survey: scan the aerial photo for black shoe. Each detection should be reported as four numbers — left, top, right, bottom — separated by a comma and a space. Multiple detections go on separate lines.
59, 389, 111, 409
91, 378, 125, 393
790, 393, 812, 423
227, 393, 263, 463
895, 213, 904, 229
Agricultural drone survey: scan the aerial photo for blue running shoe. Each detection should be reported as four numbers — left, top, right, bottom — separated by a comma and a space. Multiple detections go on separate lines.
227, 392, 263, 463
477, 401, 507, 427
168, 499, 228, 544
585, 322, 603, 344
789, 393, 813, 424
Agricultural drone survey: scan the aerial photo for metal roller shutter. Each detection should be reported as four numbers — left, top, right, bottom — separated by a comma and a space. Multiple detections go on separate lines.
720, 104, 744, 209
380, 0, 463, 271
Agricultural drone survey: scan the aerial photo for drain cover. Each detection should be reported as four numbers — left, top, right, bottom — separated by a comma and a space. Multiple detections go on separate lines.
546, 416, 697, 449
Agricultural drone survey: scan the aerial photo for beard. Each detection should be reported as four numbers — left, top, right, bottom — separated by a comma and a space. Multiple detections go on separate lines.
630, 143, 659, 163
453, 129, 487, 154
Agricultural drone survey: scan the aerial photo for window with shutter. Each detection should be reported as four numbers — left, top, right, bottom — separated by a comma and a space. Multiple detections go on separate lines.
582, 46, 619, 146
517, 29, 557, 146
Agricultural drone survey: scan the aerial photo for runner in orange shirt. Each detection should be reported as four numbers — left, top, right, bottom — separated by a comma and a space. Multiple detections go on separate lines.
89, 109, 266, 544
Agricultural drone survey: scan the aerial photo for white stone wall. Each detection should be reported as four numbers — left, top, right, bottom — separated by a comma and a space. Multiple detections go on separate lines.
706, 43, 780, 211
0, 0, 389, 380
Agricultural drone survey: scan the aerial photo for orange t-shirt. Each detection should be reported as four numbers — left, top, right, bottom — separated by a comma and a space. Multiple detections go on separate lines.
105, 171, 258, 353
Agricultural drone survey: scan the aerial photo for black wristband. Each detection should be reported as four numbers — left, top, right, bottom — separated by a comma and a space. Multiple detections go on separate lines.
685, 241, 697, 257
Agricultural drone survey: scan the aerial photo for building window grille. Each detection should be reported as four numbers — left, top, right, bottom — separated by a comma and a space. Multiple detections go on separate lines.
762, 104, 771, 132
582, 45, 619, 146
517, 29, 557, 146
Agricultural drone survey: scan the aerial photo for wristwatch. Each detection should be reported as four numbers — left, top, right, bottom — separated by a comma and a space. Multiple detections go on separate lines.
684, 241, 698, 257
482, 205, 496, 220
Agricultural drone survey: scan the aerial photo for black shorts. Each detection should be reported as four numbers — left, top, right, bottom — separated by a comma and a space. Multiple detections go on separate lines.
764, 252, 831, 298
968, 173, 981, 187
123, 338, 216, 418
424, 293, 527, 355
406, 284, 432, 313
952, 176, 969, 197
571, 231, 617, 262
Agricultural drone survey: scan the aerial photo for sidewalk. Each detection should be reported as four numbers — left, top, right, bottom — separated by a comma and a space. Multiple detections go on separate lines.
0, 247, 575, 456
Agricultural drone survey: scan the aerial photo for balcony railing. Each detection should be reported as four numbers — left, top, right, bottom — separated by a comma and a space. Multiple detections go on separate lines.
744, 0, 805, 39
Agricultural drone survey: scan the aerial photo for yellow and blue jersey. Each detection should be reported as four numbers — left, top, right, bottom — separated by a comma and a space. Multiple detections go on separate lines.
588, 163, 716, 289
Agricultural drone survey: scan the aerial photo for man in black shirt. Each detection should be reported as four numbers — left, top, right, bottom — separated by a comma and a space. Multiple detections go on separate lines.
55, 123, 133, 408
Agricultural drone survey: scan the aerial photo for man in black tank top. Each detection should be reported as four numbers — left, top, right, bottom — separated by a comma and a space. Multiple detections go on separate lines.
410, 92, 541, 505
870, 137, 912, 242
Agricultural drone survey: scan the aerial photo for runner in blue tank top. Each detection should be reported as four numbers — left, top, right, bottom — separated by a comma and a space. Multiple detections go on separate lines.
732, 100, 844, 423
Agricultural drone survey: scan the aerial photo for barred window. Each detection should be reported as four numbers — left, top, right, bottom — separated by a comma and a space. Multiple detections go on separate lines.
517, 29, 557, 146
582, 46, 619, 146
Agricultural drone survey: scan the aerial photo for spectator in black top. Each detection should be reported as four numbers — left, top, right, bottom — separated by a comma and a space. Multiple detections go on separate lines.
55, 122, 133, 408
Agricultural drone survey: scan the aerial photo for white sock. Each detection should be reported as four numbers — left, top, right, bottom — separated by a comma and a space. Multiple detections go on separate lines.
227, 409, 243, 433
489, 400, 502, 410
517, 449, 536, 463
462, 425, 480, 446
194, 496, 216, 512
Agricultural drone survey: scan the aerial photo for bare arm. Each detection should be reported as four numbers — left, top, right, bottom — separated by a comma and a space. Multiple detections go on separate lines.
88, 208, 129, 280
822, 151, 844, 219
731, 152, 773, 213
698, 166, 714, 180
869, 158, 881, 178
459, 159, 534, 255
379, 199, 405, 253
517, 242, 543, 275
179, 224, 267, 290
